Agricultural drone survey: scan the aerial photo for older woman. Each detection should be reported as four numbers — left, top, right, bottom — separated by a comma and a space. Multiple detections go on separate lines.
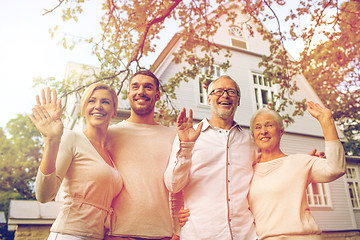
248, 101, 346, 240
30, 84, 123, 240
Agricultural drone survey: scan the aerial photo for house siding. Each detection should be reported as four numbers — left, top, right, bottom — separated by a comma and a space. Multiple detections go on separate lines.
311, 178, 356, 231
354, 210, 360, 229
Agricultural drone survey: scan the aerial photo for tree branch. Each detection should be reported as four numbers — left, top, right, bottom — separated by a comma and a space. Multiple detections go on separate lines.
43, 0, 65, 16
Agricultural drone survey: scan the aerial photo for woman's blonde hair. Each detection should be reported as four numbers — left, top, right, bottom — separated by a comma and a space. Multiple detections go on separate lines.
80, 83, 118, 116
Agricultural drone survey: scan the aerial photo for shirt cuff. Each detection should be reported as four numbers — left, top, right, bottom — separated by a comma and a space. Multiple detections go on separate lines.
179, 142, 195, 159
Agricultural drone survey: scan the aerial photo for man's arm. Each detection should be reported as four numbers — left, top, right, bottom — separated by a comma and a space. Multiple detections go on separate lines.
164, 108, 202, 193
164, 137, 194, 193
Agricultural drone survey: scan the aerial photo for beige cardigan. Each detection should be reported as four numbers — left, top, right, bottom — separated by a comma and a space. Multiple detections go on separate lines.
36, 129, 123, 239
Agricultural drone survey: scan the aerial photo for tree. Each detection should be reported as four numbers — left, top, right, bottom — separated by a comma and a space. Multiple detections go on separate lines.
38, 0, 359, 141
302, 0, 360, 155
0, 115, 42, 216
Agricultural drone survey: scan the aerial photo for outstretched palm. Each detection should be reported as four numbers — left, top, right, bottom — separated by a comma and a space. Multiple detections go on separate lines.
307, 101, 332, 122
29, 105, 64, 139
177, 108, 203, 142
36, 87, 62, 120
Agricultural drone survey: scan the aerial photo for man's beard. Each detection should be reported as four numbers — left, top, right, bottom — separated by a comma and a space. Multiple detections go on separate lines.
130, 100, 155, 115
215, 108, 235, 120
211, 102, 236, 120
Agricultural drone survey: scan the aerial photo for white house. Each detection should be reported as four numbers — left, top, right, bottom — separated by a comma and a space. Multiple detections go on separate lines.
7, 2, 360, 240
148, 2, 359, 239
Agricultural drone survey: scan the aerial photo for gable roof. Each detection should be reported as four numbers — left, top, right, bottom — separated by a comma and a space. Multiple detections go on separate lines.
148, 3, 347, 141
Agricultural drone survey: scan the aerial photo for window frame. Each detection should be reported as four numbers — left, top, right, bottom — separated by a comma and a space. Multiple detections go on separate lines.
251, 72, 277, 110
346, 166, 360, 209
306, 182, 333, 208
198, 65, 224, 106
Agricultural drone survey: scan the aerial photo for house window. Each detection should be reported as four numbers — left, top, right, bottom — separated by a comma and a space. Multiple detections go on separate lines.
346, 166, 360, 208
252, 73, 275, 109
306, 183, 331, 207
199, 65, 223, 105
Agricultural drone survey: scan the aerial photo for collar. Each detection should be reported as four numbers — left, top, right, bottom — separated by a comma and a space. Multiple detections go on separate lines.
201, 118, 243, 132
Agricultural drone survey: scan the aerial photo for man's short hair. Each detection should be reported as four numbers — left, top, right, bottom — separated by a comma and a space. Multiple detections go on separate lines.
130, 70, 160, 90
208, 75, 241, 98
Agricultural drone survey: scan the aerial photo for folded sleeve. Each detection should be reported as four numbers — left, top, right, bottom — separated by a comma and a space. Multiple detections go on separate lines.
169, 191, 184, 236
310, 140, 346, 183
164, 136, 194, 193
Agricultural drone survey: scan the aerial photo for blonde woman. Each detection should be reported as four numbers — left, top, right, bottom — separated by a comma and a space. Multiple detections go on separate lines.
30, 84, 123, 240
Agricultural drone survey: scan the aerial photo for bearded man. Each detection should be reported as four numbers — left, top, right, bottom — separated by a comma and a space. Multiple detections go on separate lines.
106, 70, 180, 240
164, 76, 257, 240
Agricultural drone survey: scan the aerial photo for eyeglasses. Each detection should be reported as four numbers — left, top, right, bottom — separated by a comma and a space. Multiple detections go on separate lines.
209, 88, 239, 97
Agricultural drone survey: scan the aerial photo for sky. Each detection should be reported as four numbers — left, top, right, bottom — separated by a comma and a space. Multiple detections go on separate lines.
0, 1, 310, 130
0, 1, 105, 129
0, 0, 181, 130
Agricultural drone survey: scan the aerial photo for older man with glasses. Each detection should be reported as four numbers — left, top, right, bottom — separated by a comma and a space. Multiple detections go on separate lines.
164, 75, 258, 240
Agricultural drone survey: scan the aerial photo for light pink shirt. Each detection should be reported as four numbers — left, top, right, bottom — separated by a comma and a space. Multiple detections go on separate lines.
164, 118, 258, 240
249, 140, 345, 239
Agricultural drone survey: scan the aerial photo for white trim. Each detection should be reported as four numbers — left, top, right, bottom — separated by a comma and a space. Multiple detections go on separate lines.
346, 166, 360, 209
306, 183, 333, 208
251, 72, 277, 110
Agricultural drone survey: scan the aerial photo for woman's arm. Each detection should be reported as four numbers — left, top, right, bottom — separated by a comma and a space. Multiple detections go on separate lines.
30, 91, 63, 175
29, 89, 66, 202
307, 101, 346, 182
307, 101, 339, 141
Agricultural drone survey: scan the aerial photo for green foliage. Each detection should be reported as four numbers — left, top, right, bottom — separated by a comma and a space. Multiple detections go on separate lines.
0, 115, 42, 215
0, 115, 43, 237
302, 1, 360, 155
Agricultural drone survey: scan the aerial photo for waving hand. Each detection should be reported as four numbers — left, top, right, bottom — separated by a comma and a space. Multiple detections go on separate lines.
177, 108, 203, 142
36, 87, 62, 120
307, 101, 338, 141
29, 105, 64, 139
29, 88, 64, 175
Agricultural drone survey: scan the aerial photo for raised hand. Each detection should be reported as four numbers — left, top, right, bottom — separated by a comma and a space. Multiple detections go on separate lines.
29, 105, 64, 140
177, 108, 203, 142
30, 99, 64, 175
307, 101, 332, 123
36, 87, 62, 120
307, 101, 338, 141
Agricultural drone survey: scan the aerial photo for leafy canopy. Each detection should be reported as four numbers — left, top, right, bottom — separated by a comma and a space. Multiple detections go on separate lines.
303, 0, 360, 155
0, 114, 42, 221
37, 0, 359, 152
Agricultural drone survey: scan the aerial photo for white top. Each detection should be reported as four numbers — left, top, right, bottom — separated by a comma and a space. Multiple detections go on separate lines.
106, 121, 181, 238
249, 140, 346, 240
164, 118, 258, 240
35, 129, 123, 239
